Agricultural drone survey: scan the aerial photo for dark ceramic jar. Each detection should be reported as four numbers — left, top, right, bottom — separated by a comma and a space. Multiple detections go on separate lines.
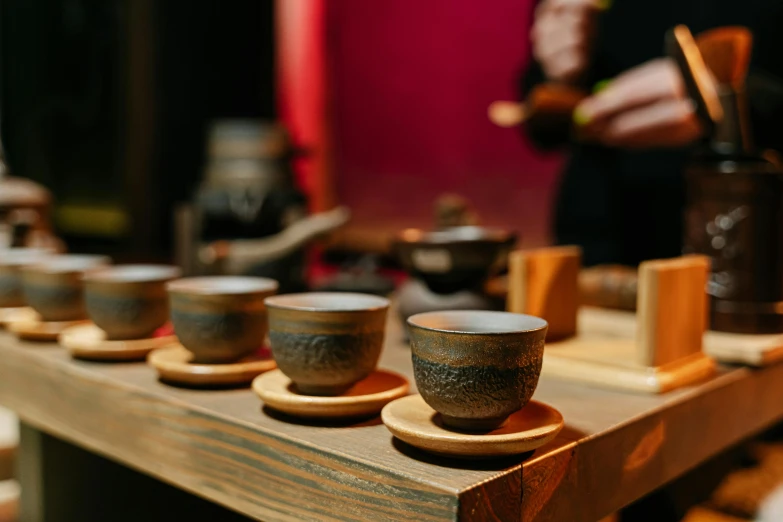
684, 155, 783, 333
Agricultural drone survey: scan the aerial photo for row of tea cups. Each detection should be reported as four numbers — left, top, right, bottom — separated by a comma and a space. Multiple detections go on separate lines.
1, 249, 549, 430
0, 250, 392, 396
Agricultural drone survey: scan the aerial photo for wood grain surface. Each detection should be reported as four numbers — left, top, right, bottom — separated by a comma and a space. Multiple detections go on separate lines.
1, 305, 783, 521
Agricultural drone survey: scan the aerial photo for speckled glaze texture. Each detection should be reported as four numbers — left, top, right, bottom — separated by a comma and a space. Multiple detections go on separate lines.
171, 309, 266, 363
84, 266, 180, 340
265, 293, 389, 395
86, 293, 168, 340
408, 310, 547, 431
0, 248, 55, 307
21, 255, 110, 321
23, 283, 86, 322
167, 276, 278, 364
0, 272, 24, 307
269, 331, 384, 394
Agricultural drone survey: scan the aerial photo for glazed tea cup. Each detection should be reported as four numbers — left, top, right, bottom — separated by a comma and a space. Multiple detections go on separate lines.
407, 310, 548, 431
265, 292, 389, 396
22, 254, 111, 321
0, 248, 55, 308
84, 265, 182, 340
168, 276, 278, 363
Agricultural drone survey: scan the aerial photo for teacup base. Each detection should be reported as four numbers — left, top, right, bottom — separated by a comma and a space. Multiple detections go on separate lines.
439, 414, 509, 432
59, 323, 175, 362
381, 394, 564, 459
253, 369, 409, 419
148, 344, 276, 388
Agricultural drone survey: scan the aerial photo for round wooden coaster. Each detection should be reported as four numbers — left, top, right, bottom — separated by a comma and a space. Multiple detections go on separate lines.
59, 323, 177, 362
253, 369, 409, 419
0, 307, 39, 329
0, 479, 19, 522
7, 316, 89, 342
148, 344, 276, 387
381, 395, 563, 458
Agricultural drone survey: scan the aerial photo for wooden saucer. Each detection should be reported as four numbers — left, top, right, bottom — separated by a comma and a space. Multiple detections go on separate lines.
148, 344, 276, 387
253, 369, 409, 419
0, 307, 39, 329
7, 316, 89, 342
381, 394, 563, 458
59, 323, 177, 362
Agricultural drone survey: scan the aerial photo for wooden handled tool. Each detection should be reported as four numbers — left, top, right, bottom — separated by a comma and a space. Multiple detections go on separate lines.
488, 83, 587, 129
695, 26, 754, 152
696, 27, 753, 89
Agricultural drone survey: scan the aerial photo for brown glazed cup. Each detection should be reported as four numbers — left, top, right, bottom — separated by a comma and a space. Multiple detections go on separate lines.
407, 310, 548, 431
265, 292, 390, 396
0, 248, 55, 308
83, 265, 182, 340
168, 276, 278, 363
22, 254, 111, 321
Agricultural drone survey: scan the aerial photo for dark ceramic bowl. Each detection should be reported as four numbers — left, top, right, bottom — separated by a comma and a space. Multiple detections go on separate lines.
393, 226, 516, 294
84, 265, 182, 340
407, 310, 548, 431
22, 255, 111, 321
265, 292, 390, 396
0, 248, 56, 308
168, 276, 278, 363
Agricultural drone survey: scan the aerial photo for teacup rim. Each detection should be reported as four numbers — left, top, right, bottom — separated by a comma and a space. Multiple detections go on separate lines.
22, 254, 111, 275
167, 276, 278, 295
407, 310, 547, 335
265, 292, 389, 312
0, 247, 57, 267
83, 264, 182, 284
395, 226, 516, 246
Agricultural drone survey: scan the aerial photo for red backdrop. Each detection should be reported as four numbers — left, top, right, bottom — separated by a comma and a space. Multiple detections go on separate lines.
279, 0, 563, 247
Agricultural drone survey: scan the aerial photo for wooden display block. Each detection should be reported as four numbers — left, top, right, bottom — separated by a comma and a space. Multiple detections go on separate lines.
507, 246, 581, 341
508, 248, 715, 393
579, 306, 783, 367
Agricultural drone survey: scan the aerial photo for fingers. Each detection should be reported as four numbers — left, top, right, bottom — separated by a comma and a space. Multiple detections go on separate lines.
531, 2, 596, 83
576, 58, 685, 124
536, 0, 606, 18
587, 98, 703, 148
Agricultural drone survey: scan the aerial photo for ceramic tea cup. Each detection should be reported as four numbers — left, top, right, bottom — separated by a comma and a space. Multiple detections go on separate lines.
265, 292, 390, 396
168, 276, 278, 363
22, 254, 111, 322
407, 310, 548, 431
393, 226, 516, 294
0, 248, 55, 308
84, 265, 182, 340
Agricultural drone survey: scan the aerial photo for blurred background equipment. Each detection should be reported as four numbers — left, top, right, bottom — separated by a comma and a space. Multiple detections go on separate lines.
1, 0, 276, 261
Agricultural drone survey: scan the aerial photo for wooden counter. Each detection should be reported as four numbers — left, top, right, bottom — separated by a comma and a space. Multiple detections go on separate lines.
1, 316, 783, 521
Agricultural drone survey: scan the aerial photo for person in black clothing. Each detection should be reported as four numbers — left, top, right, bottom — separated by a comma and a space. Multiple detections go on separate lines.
522, 0, 783, 267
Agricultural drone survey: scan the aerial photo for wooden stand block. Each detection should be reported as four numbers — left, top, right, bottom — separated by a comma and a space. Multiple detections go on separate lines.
577, 305, 783, 367
508, 249, 716, 393
507, 246, 581, 341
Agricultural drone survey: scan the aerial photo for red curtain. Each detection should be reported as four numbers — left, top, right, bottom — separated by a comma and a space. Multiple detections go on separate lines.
275, 0, 333, 213
276, 0, 562, 246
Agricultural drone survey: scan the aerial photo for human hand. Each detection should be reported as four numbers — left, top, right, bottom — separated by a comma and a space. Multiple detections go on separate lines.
574, 58, 704, 148
531, 0, 607, 84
